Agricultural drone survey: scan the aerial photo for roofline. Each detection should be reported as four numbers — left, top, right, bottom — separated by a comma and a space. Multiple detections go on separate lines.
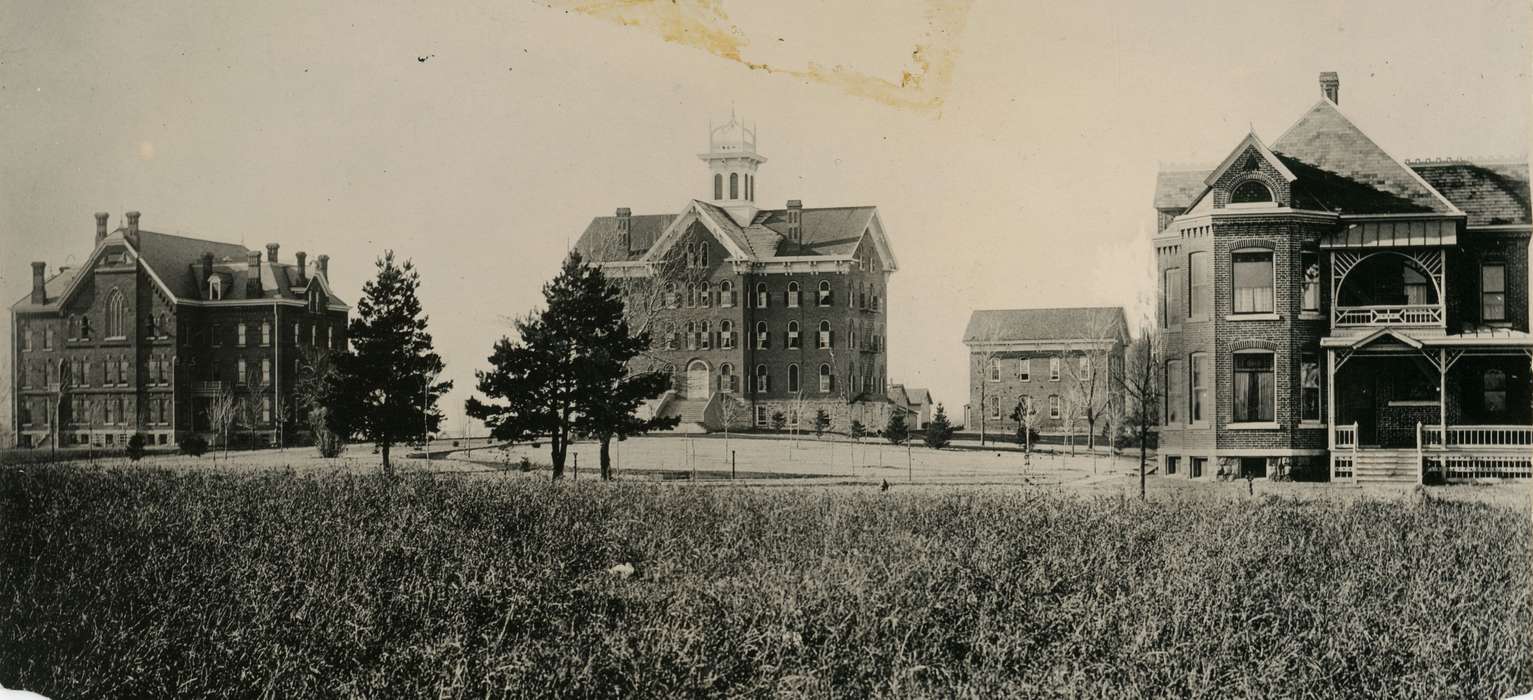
1203, 131, 1298, 188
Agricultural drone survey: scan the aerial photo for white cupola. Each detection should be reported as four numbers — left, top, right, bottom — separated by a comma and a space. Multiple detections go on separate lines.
698, 109, 767, 226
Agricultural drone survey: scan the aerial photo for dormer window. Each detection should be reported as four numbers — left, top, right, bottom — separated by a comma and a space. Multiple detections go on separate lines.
1230, 180, 1274, 205
208, 276, 223, 301
308, 288, 323, 313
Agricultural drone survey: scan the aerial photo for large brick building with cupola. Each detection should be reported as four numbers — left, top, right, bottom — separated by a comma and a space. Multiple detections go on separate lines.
10, 211, 347, 449
574, 114, 899, 433
1153, 72, 1531, 483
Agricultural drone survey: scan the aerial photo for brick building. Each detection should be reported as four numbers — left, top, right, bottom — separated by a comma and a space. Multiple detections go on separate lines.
1153, 72, 1531, 482
574, 114, 898, 433
963, 307, 1128, 443
10, 211, 347, 449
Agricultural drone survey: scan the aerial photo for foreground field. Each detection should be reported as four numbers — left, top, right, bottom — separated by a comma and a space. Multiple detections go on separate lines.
2, 465, 1528, 698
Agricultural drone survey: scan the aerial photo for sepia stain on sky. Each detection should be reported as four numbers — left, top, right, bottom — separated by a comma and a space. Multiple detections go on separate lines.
551, 0, 973, 113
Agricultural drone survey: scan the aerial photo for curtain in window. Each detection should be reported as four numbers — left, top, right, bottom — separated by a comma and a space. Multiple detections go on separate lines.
1232, 252, 1274, 314
1233, 354, 1274, 422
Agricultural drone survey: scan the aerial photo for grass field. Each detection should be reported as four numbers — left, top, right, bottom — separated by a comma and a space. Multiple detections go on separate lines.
2, 462, 1529, 698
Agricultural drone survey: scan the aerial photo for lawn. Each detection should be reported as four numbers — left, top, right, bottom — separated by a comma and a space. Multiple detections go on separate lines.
2, 462, 1528, 698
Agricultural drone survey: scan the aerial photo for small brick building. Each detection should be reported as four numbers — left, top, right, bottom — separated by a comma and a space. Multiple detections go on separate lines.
962, 307, 1128, 444
11, 211, 347, 449
1153, 72, 1531, 482
574, 115, 898, 433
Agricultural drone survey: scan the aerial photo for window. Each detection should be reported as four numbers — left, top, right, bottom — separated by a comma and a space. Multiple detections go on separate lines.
310, 324, 317, 347
714, 174, 722, 200
989, 395, 1001, 419
987, 359, 1000, 382
1301, 252, 1320, 312
293, 321, 300, 344
1018, 358, 1030, 381
720, 363, 735, 393
1190, 353, 1209, 423
326, 325, 333, 348
105, 290, 127, 338
787, 282, 800, 308
1402, 266, 1431, 306
261, 397, 273, 423
720, 281, 734, 307
1049, 357, 1061, 381
1165, 456, 1179, 475
150, 356, 161, 385
1165, 360, 1184, 424
686, 321, 697, 350
665, 283, 680, 309
721, 320, 735, 349
1230, 180, 1273, 204
21, 329, 32, 352
211, 324, 223, 347
755, 405, 768, 427
819, 364, 832, 393
1190, 457, 1205, 478
756, 322, 769, 349
1232, 352, 1275, 423
817, 280, 832, 306
43, 328, 53, 350
787, 321, 800, 349
1048, 395, 1061, 419
686, 283, 697, 308
1484, 369, 1508, 413
1078, 356, 1092, 380
1232, 250, 1274, 314
700, 321, 711, 349
237, 323, 248, 346
729, 173, 739, 199
1482, 263, 1506, 321
1300, 353, 1321, 422
80, 315, 92, 339
1189, 252, 1210, 319
209, 277, 223, 300
261, 321, 271, 346
817, 321, 831, 349
755, 365, 769, 393
756, 283, 768, 308
237, 358, 248, 384
261, 358, 272, 384
788, 364, 800, 393
1163, 267, 1182, 327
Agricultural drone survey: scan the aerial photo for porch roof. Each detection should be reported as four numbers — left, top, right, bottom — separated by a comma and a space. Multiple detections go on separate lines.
1322, 326, 1533, 349
1319, 218, 1458, 249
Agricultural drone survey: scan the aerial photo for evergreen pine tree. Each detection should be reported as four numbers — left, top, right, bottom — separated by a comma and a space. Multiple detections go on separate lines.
924, 404, 955, 449
884, 411, 908, 445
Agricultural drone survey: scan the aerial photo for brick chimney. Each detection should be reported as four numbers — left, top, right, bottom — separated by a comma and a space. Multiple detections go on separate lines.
1319, 72, 1339, 104
125, 211, 140, 240
294, 251, 308, 283
786, 199, 803, 247
316, 254, 329, 280
94, 212, 109, 245
616, 207, 632, 251
246, 250, 263, 296
30, 262, 47, 304
266, 243, 279, 263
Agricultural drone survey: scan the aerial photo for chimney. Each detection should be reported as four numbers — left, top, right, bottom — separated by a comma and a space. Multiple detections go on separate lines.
294, 251, 308, 283
616, 207, 632, 251
316, 254, 330, 280
200, 251, 215, 290
1319, 72, 1339, 104
786, 199, 803, 246
126, 211, 141, 239
265, 242, 280, 263
94, 212, 109, 245
246, 250, 263, 296
30, 262, 47, 304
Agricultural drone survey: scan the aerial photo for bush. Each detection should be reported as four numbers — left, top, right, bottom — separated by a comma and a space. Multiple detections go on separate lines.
848, 421, 867, 441
770, 412, 786, 432
125, 434, 147, 461
884, 412, 908, 445
178, 435, 208, 457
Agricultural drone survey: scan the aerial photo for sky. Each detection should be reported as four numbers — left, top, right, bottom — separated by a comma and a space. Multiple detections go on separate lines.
1, 0, 1529, 432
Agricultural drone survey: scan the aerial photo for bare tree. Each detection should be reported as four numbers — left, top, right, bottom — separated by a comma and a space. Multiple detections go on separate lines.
236, 363, 272, 450
717, 390, 747, 459
207, 387, 240, 462
971, 349, 1005, 446
1117, 323, 1163, 499
585, 229, 713, 368
1062, 311, 1123, 463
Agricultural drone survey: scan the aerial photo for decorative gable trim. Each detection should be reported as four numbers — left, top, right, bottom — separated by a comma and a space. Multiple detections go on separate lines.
640, 200, 755, 265
52, 235, 180, 312
862, 210, 898, 272
1204, 131, 1297, 189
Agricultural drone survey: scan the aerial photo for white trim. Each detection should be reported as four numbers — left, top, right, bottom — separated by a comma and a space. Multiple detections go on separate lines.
1226, 313, 1282, 322
1226, 422, 1280, 431
1203, 131, 1298, 187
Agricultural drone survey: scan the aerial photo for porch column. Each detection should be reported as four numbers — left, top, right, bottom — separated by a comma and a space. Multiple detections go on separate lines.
1326, 349, 1336, 450
1438, 348, 1447, 440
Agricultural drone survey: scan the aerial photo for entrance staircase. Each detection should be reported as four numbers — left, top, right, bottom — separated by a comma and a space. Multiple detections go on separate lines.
1349, 449, 1418, 484
658, 397, 710, 434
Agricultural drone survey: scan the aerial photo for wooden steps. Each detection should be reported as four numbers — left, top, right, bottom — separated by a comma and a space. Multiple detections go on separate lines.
1349, 449, 1419, 484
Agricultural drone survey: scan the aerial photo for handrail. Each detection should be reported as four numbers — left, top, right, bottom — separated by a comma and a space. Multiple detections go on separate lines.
1421, 425, 1533, 448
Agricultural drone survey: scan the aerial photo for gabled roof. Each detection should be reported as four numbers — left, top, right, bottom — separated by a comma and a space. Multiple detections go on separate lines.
1408, 160, 1530, 226
963, 307, 1127, 345
906, 388, 932, 407
576, 200, 890, 267
134, 230, 251, 299
574, 213, 677, 262
1154, 169, 1212, 210
1271, 100, 1460, 215
1204, 131, 1297, 188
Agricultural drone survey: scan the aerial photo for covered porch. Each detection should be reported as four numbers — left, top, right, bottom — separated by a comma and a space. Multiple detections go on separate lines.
1324, 328, 1533, 482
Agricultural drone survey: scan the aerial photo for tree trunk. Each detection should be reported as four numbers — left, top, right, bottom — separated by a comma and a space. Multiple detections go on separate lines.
550, 431, 566, 480
1138, 424, 1148, 499
600, 436, 612, 481
381, 440, 393, 477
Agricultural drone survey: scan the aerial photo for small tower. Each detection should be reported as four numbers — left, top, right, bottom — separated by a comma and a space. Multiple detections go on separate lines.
699, 109, 767, 226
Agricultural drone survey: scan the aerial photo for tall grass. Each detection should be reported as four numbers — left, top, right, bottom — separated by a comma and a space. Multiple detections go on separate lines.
1, 464, 1527, 698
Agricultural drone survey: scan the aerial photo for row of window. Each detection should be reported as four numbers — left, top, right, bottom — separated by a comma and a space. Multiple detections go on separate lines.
985, 394, 1065, 421
713, 172, 754, 201
662, 279, 882, 312
985, 356, 1087, 382
19, 396, 170, 427
656, 320, 884, 352
1162, 352, 1307, 425
198, 321, 339, 350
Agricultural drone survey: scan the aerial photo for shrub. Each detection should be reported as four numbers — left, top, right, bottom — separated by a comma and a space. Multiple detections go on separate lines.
848, 421, 867, 441
812, 409, 831, 438
884, 412, 908, 445
125, 434, 147, 461
178, 435, 208, 457
770, 411, 786, 432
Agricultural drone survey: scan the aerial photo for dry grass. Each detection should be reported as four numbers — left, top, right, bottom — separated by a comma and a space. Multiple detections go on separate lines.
2, 463, 1528, 698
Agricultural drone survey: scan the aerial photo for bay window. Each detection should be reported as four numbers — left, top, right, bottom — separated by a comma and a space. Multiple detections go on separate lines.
1232, 250, 1274, 314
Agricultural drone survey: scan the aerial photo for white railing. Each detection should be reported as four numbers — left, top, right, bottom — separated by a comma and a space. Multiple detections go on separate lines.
1421, 425, 1533, 448
1419, 424, 1533, 481
1333, 304, 1443, 327
1333, 422, 1358, 449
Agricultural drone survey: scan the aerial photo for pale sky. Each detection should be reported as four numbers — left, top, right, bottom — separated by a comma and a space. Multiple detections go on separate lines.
2, 0, 1528, 432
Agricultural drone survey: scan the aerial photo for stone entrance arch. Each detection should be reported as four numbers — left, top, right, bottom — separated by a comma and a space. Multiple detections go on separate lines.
686, 360, 710, 398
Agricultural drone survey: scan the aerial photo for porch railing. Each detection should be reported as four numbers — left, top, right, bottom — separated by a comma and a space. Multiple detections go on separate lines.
1333, 422, 1358, 449
1418, 423, 1533, 481
1333, 304, 1443, 327
1420, 425, 1533, 448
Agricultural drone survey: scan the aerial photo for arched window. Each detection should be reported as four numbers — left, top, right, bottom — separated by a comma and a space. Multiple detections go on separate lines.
209, 276, 224, 301
700, 320, 711, 349
105, 290, 127, 338
721, 320, 735, 348
685, 321, 697, 350
714, 173, 723, 200
756, 364, 769, 393
787, 321, 800, 349
756, 283, 768, 308
756, 321, 768, 349
817, 280, 832, 306
729, 173, 739, 199
819, 364, 832, 393
1231, 180, 1274, 204
700, 281, 712, 307
788, 364, 800, 393
787, 281, 800, 308
720, 280, 734, 307
818, 320, 832, 349
665, 282, 679, 308
700, 244, 708, 268
720, 363, 735, 392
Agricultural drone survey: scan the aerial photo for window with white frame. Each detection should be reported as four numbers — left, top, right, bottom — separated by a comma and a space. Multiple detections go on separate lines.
700, 321, 711, 349
1300, 353, 1321, 422
817, 280, 832, 306
1163, 267, 1183, 328
755, 365, 769, 393
1018, 358, 1031, 381
720, 363, 735, 392
756, 322, 768, 349
819, 364, 832, 393
1165, 359, 1184, 424
237, 358, 248, 384
105, 290, 127, 338
208, 277, 223, 301
1301, 252, 1320, 312
987, 358, 1000, 382
1232, 250, 1275, 314
1049, 357, 1061, 381
755, 405, 768, 427
686, 321, 697, 350
1232, 352, 1274, 423
1078, 356, 1091, 380
1049, 395, 1061, 419
817, 321, 831, 349
720, 280, 734, 307
261, 321, 271, 346
261, 358, 272, 384
721, 320, 735, 349
786, 321, 800, 349
1190, 353, 1209, 423
787, 282, 800, 308
788, 364, 800, 393
756, 283, 768, 308
237, 323, 248, 346
989, 395, 1001, 419
1482, 262, 1506, 322
1189, 252, 1210, 319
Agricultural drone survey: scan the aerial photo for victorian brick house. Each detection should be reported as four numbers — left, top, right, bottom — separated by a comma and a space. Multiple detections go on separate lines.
963, 307, 1128, 443
574, 115, 898, 432
1153, 72, 1531, 482
11, 211, 347, 449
